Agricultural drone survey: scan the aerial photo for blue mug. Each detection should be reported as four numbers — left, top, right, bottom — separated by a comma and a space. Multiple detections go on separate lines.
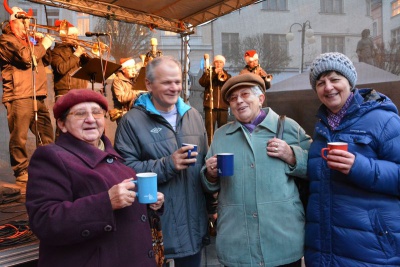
133, 172, 158, 204
217, 153, 234, 177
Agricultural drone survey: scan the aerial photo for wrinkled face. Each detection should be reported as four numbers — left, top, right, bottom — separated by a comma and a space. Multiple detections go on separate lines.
227, 86, 265, 123
315, 71, 352, 113
247, 59, 258, 68
57, 102, 105, 147
122, 66, 136, 79
145, 60, 182, 112
10, 18, 29, 39
214, 60, 224, 69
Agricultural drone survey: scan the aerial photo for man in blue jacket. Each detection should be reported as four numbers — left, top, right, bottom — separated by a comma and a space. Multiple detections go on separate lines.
114, 56, 209, 267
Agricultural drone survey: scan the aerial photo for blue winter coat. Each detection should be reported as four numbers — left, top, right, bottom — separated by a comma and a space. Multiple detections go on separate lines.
114, 94, 209, 259
306, 89, 400, 267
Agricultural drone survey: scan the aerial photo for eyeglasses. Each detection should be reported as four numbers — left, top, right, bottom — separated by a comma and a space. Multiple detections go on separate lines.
67, 109, 105, 120
227, 90, 254, 103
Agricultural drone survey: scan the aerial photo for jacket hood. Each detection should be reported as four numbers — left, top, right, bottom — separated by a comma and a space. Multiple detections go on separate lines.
135, 93, 191, 116
317, 88, 398, 130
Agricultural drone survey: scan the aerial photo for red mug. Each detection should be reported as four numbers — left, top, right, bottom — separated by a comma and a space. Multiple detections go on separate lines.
321, 142, 348, 160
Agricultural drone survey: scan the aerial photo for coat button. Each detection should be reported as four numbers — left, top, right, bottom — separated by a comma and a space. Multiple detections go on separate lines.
81, 230, 90, 237
141, 214, 147, 222
104, 225, 113, 232
148, 250, 154, 258
252, 212, 258, 218
106, 157, 114, 163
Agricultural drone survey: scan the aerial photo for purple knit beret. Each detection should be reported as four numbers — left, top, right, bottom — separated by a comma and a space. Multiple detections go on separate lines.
53, 89, 108, 119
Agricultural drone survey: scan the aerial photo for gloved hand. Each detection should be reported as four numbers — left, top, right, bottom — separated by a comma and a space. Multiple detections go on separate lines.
73, 45, 86, 58
41, 35, 55, 50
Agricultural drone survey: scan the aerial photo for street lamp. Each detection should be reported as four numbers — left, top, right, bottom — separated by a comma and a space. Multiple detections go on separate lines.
286, 20, 315, 73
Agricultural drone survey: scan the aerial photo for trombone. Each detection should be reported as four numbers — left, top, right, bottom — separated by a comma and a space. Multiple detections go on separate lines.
29, 22, 109, 57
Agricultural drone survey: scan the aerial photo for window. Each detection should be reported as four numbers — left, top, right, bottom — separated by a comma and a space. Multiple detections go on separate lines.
262, 0, 287, 11
320, 0, 343, 14
392, 0, 400, 17
321, 36, 345, 53
372, 22, 377, 37
46, 8, 59, 27
77, 13, 90, 36
222, 33, 239, 61
263, 34, 288, 57
164, 31, 177, 36
366, 0, 371, 16
392, 27, 400, 44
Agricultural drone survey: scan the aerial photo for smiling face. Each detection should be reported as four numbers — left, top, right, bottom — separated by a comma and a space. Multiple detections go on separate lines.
228, 86, 265, 123
57, 102, 105, 147
145, 59, 182, 112
315, 71, 352, 113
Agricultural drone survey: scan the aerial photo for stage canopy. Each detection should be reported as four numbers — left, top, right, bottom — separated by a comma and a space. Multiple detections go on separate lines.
27, 0, 261, 34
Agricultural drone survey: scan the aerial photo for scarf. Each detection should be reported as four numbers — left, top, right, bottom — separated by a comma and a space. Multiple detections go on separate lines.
327, 92, 354, 130
242, 109, 267, 133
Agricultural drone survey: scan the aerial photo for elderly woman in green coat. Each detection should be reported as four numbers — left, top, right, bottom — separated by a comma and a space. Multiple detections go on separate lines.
201, 73, 311, 267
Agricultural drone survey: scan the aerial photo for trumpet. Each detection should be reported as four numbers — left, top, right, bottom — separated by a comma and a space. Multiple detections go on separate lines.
254, 65, 273, 82
218, 71, 228, 82
265, 73, 273, 82
29, 23, 110, 57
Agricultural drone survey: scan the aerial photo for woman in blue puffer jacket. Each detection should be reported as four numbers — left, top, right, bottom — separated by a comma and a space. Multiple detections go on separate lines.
306, 52, 400, 267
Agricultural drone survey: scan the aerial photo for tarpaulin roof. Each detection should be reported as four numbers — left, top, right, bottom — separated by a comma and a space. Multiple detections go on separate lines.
27, 0, 261, 33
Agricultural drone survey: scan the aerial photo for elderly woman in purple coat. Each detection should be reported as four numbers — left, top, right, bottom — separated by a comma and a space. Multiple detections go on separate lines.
25, 89, 164, 267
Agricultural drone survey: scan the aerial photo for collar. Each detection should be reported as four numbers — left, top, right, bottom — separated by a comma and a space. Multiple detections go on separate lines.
225, 107, 279, 135
56, 132, 123, 169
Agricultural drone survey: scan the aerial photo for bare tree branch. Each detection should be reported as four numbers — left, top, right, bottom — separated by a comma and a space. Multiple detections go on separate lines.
93, 19, 151, 63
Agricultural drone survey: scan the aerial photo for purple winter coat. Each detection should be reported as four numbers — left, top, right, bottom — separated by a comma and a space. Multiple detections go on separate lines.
26, 132, 157, 267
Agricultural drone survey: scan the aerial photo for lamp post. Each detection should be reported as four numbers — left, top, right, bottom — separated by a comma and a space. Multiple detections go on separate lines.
286, 20, 315, 73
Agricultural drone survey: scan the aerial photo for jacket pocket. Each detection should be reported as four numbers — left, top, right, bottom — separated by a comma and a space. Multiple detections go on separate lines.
337, 134, 377, 158
368, 209, 397, 258
337, 134, 372, 145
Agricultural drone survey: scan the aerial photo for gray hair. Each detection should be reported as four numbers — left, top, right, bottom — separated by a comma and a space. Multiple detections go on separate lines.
145, 56, 182, 83
251, 86, 263, 97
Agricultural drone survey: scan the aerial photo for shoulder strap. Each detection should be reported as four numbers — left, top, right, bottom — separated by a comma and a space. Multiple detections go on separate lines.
276, 115, 286, 139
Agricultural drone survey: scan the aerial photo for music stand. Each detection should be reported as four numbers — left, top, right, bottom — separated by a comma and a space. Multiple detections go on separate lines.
133, 67, 147, 91
71, 58, 121, 91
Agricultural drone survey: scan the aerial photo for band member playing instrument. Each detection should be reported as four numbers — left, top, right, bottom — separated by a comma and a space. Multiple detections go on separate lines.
144, 38, 162, 67
199, 54, 231, 145
240, 50, 272, 90
51, 20, 89, 100
110, 57, 146, 123
50, 20, 89, 139
0, 0, 55, 192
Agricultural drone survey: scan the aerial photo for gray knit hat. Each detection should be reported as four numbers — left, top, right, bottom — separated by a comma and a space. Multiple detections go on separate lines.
309, 52, 357, 91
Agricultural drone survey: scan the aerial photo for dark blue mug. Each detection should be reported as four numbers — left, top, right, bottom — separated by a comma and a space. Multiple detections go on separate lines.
182, 143, 197, 166
217, 153, 234, 177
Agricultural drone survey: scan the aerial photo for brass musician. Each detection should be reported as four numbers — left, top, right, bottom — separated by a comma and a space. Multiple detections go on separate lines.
143, 37, 162, 67
240, 50, 272, 90
199, 54, 231, 145
50, 20, 90, 139
50, 20, 90, 99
